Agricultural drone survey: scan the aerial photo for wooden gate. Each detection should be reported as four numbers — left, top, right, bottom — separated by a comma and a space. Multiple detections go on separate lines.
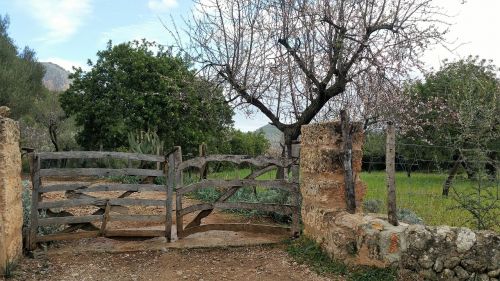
27, 151, 174, 250
174, 148, 301, 239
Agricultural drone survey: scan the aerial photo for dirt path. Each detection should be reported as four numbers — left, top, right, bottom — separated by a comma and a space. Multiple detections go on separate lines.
7, 246, 344, 281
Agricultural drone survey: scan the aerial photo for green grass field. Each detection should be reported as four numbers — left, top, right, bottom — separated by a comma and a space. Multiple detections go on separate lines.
361, 171, 497, 230
186, 168, 498, 231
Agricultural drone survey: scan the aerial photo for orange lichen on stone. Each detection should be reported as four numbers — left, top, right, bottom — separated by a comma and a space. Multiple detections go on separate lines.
388, 233, 399, 253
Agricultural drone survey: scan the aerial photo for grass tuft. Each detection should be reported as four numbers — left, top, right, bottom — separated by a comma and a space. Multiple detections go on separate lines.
286, 236, 396, 281
2, 260, 18, 279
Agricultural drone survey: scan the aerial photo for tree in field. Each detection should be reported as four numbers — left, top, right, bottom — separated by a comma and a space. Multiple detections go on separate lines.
0, 14, 45, 119
175, 0, 447, 155
407, 56, 499, 196
60, 40, 233, 154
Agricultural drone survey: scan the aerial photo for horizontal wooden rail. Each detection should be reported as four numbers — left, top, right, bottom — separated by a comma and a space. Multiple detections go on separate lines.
38, 198, 166, 209
180, 223, 290, 238
177, 179, 297, 195
104, 230, 165, 237
37, 151, 165, 162
39, 168, 164, 177
35, 231, 101, 243
109, 215, 166, 223
179, 202, 296, 216
41, 183, 166, 193
38, 215, 103, 226
178, 155, 291, 170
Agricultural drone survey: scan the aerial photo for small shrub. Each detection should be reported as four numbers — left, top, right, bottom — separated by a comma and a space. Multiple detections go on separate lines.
397, 208, 423, 225
21, 181, 63, 241
363, 199, 382, 213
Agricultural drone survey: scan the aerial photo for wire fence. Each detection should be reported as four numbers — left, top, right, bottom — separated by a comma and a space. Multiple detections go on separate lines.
361, 140, 499, 231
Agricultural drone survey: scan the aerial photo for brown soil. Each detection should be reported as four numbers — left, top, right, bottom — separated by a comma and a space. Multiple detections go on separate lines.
7, 246, 344, 281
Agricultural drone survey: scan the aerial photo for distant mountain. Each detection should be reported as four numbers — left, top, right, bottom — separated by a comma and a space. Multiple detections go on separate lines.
256, 124, 283, 147
41, 62, 71, 92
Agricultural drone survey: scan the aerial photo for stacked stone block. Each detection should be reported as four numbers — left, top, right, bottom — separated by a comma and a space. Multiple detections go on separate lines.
0, 112, 23, 273
300, 121, 365, 239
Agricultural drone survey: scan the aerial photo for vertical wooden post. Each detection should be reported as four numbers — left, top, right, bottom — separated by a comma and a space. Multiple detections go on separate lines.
28, 153, 41, 250
386, 121, 399, 226
341, 110, 356, 214
165, 152, 175, 242
199, 143, 208, 179
290, 142, 301, 237
174, 146, 184, 238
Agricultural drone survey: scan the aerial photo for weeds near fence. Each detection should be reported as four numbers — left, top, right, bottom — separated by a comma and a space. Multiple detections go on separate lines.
286, 237, 396, 281
186, 168, 294, 224
1, 260, 17, 279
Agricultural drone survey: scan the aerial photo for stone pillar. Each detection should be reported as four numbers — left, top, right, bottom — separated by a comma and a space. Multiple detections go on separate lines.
0, 110, 23, 273
300, 121, 365, 239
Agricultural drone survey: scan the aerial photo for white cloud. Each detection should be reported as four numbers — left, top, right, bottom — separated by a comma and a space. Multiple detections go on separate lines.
148, 0, 178, 13
23, 0, 92, 43
100, 19, 171, 46
41, 57, 89, 72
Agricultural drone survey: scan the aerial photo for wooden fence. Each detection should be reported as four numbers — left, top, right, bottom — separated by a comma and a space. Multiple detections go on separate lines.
174, 147, 301, 239
27, 147, 300, 249
27, 151, 174, 250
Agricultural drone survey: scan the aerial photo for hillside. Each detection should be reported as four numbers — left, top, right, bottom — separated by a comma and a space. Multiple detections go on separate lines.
256, 124, 283, 147
41, 62, 71, 92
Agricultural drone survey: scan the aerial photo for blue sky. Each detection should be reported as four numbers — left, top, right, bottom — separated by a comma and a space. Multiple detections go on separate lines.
1, 0, 500, 131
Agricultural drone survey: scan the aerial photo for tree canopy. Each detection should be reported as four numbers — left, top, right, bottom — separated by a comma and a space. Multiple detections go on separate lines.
0, 14, 45, 119
60, 40, 234, 154
408, 56, 499, 151
177, 0, 447, 149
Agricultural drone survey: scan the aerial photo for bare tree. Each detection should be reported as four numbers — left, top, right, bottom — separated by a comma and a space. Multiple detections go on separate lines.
175, 0, 447, 154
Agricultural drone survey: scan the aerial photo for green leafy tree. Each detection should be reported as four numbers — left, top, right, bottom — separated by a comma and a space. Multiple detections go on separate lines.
408, 56, 499, 195
60, 40, 233, 154
0, 14, 45, 119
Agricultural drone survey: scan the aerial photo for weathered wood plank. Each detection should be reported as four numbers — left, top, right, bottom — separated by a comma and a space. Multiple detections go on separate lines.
178, 203, 213, 216
41, 183, 166, 193
37, 151, 164, 162
38, 215, 104, 226
109, 215, 166, 222
38, 198, 165, 209
36, 231, 100, 243
104, 230, 165, 237
177, 179, 296, 195
166, 153, 174, 241
179, 202, 296, 216
178, 155, 291, 171
179, 223, 290, 239
28, 154, 41, 250
39, 168, 164, 177
100, 201, 111, 235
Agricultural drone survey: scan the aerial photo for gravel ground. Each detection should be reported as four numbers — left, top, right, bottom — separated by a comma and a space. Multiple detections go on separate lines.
5, 246, 345, 281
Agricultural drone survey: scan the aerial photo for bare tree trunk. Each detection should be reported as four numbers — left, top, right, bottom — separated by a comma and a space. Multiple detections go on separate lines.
341, 110, 356, 214
386, 121, 398, 226
442, 154, 462, 197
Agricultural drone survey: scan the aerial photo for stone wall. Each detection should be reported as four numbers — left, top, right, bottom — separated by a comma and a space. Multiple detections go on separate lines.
299, 121, 500, 281
315, 212, 499, 281
0, 111, 23, 272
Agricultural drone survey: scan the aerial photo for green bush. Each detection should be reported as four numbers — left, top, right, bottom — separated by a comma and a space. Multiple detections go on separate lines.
22, 181, 62, 239
397, 208, 424, 225
363, 199, 382, 213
